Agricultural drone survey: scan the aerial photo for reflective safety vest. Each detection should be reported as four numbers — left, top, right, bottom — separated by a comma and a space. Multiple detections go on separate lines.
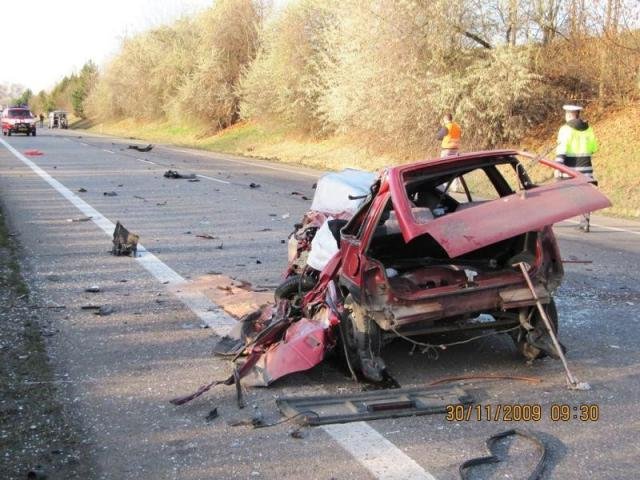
441, 121, 461, 149
556, 123, 598, 176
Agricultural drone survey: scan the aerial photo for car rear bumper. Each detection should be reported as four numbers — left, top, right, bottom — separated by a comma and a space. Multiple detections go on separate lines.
368, 281, 551, 331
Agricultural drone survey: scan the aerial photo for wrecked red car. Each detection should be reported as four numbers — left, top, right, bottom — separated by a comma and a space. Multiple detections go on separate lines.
178, 150, 610, 401
263, 150, 611, 383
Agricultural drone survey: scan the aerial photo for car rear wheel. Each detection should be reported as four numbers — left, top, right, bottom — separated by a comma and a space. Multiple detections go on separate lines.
32, 130, 37, 136
339, 294, 385, 382
7, 130, 11, 136
511, 299, 559, 361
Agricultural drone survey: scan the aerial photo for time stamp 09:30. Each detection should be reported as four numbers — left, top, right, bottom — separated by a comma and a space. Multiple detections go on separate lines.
445, 404, 600, 422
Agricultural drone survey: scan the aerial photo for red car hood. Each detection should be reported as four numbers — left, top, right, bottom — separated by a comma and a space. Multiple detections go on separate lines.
388, 152, 612, 258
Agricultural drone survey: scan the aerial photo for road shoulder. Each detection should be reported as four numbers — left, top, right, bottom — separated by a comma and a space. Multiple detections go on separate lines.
0, 198, 92, 479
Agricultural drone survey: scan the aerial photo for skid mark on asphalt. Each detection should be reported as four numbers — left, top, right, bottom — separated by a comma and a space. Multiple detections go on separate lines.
0, 136, 438, 480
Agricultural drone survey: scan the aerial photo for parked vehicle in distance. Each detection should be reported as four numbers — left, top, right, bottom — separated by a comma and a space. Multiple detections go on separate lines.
48, 110, 68, 129
1, 107, 37, 136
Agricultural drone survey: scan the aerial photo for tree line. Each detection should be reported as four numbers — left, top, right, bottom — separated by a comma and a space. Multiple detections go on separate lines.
29, 0, 640, 151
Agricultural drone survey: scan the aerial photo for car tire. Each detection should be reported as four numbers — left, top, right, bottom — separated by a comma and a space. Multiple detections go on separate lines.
511, 299, 559, 360
274, 274, 316, 303
32, 130, 36, 136
339, 294, 385, 381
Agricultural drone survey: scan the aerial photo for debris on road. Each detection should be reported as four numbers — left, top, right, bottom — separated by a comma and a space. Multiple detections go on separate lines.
276, 386, 472, 425
96, 305, 115, 316
228, 412, 264, 428
103, 191, 118, 197
459, 429, 548, 480
289, 428, 307, 439
26, 465, 48, 479
249, 182, 261, 189
78, 188, 87, 193
80, 305, 101, 310
133, 195, 147, 201
67, 216, 92, 222
128, 144, 153, 152
85, 286, 100, 293
23, 150, 44, 157
156, 201, 167, 206
196, 234, 218, 240
111, 221, 139, 257
163, 170, 196, 180
205, 408, 219, 423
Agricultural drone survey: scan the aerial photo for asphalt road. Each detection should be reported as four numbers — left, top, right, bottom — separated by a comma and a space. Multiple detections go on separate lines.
1, 128, 639, 480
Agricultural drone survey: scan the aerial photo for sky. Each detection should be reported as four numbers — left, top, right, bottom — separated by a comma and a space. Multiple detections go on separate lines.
0, 0, 216, 92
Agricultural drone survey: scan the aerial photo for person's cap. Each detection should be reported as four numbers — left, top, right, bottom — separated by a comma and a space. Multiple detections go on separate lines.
562, 104, 583, 112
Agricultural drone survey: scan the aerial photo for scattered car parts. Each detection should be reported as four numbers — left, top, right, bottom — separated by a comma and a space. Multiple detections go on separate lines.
459, 429, 548, 480
128, 144, 153, 152
276, 385, 473, 425
164, 170, 196, 179
112, 221, 139, 257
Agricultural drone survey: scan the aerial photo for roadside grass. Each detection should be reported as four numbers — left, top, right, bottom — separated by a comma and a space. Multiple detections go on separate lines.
85, 104, 639, 219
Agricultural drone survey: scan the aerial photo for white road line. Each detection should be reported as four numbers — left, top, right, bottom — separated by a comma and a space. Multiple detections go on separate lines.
196, 173, 230, 185
563, 219, 640, 236
137, 158, 156, 165
1, 136, 439, 480
323, 423, 436, 480
171, 147, 319, 179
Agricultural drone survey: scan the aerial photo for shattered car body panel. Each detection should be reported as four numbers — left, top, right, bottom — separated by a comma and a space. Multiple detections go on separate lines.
242, 316, 329, 387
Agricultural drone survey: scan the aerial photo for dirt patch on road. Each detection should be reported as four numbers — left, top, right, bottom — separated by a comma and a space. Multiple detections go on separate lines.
0, 203, 91, 479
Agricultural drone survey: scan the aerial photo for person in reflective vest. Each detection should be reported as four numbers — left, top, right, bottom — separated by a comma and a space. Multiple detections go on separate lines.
437, 112, 463, 191
555, 104, 598, 231
437, 112, 461, 157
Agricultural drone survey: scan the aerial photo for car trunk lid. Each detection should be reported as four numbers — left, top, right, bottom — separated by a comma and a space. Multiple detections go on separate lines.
388, 157, 611, 258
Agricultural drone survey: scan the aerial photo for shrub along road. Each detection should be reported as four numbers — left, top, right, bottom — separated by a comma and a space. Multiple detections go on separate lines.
0, 129, 639, 479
